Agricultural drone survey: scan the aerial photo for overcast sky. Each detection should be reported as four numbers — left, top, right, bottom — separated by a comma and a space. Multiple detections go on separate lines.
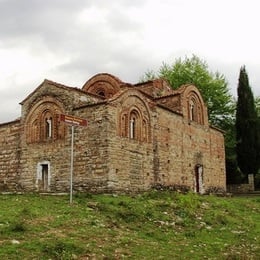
0, 0, 259, 123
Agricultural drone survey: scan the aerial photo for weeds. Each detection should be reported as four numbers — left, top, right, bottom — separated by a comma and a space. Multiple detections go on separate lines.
42, 240, 83, 259
9, 220, 27, 232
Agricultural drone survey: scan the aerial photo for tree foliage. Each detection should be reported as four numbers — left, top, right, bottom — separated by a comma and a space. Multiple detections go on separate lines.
255, 96, 260, 117
236, 66, 259, 176
140, 55, 234, 129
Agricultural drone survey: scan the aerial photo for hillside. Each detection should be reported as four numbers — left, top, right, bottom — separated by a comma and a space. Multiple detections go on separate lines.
0, 191, 259, 259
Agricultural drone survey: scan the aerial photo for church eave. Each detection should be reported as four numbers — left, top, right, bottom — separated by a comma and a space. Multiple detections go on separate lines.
19, 79, 99, 105
0, 118, 21, 127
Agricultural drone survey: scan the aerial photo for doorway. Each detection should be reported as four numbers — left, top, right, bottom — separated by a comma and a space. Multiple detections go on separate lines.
195, 164, 203, 193
41, 164, 49, 191
37, 161, 50, 191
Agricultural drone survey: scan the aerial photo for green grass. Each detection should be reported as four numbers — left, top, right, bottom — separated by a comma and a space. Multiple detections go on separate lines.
0, 191, 259, 259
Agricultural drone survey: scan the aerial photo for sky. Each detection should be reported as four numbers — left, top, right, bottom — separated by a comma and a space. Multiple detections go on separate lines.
0, 0, 260, 123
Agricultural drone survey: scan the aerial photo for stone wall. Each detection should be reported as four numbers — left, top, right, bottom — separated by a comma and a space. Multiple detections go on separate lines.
96, 96, 226, 193
227, 184, 254, 193
227, 174, 255, 193
71, 104, 110, 192
18, 81, 108, 192
154, 106, 226, 193
0, 120, 21, 191
207, 127, 226, 192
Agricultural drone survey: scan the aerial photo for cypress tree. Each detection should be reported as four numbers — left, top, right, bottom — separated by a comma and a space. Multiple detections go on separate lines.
236, 66, 259, 176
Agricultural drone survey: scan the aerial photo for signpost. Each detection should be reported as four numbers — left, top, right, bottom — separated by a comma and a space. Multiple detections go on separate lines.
60, 114, 88, 204
60, 114, 87, 127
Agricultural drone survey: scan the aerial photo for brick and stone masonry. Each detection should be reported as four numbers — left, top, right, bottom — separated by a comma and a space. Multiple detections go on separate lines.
0, 73, 226, 194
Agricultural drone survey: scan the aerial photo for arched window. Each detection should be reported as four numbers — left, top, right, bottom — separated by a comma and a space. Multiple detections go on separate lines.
129, 109, 141, 141
120, 113, 128, 137
130, 118, 135, 139
45, 117, 52, 138
119, 103, 150, 142
188, 95, 204, 124
97, 88, 105, 97
26, 102, 65, 143
189, 99, 195, 121
31, 119, 40, 142
42, 111, 53, 140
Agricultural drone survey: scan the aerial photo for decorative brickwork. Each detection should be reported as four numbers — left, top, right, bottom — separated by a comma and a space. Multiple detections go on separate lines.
25, 96, 65, 143
187, 91, 204, 124
0, 73, 226, 193
118, 92, 151, 142
82, 73, 123, 98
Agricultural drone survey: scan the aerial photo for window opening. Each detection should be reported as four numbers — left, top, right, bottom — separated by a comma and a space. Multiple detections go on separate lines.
45, 117, 52, 138
32, 119, 39, 142
130, 118, 135, 139
189, 100, 195, 121
121, 114, 127, 137
143, 120, 147, 141
98, 91, 105, 97
120, 107, 149, 142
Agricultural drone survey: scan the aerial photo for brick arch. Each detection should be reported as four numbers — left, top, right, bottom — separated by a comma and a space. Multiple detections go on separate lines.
25, 97, 65, 143
179, 85, 208, 125
187, 91, 204, 124
129, 107, 141, 140
82, 73, 123, 98
118, 94, 151, 142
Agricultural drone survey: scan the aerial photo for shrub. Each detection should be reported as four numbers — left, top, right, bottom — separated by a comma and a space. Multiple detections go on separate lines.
42, 241, 83, 259
10, 220, 27, 232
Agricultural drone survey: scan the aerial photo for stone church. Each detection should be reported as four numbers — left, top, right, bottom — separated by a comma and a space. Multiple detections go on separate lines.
0, 73, 226, 194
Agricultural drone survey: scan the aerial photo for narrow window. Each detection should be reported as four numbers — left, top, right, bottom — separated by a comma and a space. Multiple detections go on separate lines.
189, 100, 195, 121
46, 117, 52, 138
121, 114, 127, 137
130, 118, 135, 139
98, 91, 105, 97
129, 109, 141, 141
188, 94, 204, 124
32, 119, 39, 142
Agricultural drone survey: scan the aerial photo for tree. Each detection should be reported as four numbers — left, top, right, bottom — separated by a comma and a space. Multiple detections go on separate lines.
140, 55, 234, 129
254, 96, 260, 189
255, 96, 260, 116
236, 66, 259, 176
140, 55, 238, 183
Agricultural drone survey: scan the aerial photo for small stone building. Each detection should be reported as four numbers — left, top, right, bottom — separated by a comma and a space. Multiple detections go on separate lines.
0, 73, 226, 193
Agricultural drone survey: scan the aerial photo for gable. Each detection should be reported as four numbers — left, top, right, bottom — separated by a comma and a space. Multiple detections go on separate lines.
178, 84, 208, 126
110, 89, 152, 142
20, 79, 101, 121
134, 78, 174, 98
154, 94, 182, 114
24, 95, 66, 143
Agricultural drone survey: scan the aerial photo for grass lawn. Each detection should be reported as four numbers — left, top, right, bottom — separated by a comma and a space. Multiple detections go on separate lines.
0, 191, 259, 259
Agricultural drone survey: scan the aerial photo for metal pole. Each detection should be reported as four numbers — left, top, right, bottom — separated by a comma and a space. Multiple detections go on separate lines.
70, 125, 74, 204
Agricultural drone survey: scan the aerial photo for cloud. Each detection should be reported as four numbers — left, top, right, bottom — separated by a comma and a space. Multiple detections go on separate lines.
0, 0, 260, 123
0, 0, 151, 122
